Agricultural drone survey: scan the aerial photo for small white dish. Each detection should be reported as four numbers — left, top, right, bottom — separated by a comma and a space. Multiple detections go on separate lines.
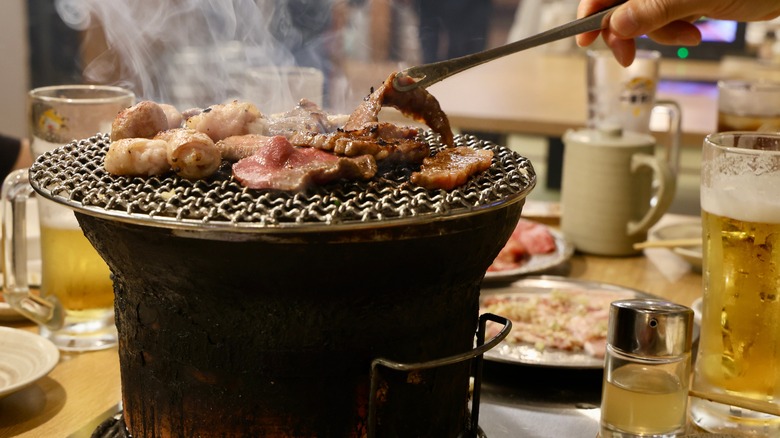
692, 297, 703, 325
650, 221, 703, 272
0, 326, 59, 398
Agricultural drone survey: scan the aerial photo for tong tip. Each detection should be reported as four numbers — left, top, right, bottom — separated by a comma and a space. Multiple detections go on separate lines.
392, 71, 424, 92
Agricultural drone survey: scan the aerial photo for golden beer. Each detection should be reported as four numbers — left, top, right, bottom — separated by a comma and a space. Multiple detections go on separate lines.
695, 210, 780, 398
39, 225, 114, 311
693, 131, 780, 433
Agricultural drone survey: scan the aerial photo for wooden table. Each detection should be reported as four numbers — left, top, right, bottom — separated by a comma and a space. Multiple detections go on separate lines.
0, 212, 703, 438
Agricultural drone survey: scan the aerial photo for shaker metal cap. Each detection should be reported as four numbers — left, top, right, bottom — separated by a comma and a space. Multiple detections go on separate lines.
608, 299, 693, 357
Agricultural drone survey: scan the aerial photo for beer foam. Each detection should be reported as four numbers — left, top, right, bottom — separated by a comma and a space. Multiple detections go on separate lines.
701, 172, 780, 224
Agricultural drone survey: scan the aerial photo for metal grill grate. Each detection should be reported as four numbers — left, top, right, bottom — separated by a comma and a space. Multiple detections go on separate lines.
29, 132, 535, 232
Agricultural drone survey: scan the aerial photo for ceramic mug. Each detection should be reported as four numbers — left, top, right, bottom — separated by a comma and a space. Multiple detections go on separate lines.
560, 128, 676, 256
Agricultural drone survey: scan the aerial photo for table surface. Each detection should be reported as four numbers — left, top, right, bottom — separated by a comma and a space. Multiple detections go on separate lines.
0, 212, 704, 438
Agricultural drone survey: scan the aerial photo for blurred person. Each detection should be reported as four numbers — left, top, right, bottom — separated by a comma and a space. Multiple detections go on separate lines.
576, 0, 780, 66
415, 0, 493, 63
0, 134, 33, 180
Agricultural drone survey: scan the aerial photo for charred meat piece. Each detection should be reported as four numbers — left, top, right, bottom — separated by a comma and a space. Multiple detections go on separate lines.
111, 101, 169, 141
345, 72, 454, 147
289, 122, 429, 165
410, 146, 493, 190
186, 100, 262, 142
105, 138, 170, 176
232, 136, 377, 191
155, 128, 222, 179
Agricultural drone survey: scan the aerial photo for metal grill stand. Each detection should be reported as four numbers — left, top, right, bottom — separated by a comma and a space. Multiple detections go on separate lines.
368, 313, 511, 438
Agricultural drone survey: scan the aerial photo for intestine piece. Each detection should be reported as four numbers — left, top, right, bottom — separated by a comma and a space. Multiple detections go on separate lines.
155, 128, 221, 179
185, 100, 262, 142
111, 101, 170, 141
105, 138, 171, 176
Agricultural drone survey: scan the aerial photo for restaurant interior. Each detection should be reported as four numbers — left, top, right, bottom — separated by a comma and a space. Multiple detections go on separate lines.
2, 1, 780, 437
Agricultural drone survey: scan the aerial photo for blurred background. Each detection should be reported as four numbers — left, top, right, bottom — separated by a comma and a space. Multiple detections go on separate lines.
3, 0, 778, 213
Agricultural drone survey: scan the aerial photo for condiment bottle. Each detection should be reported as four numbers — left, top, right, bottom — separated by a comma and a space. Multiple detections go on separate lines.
600, 299, 694, 438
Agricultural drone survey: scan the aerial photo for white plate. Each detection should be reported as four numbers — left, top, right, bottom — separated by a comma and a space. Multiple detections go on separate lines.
483, 225, 574, 283
481, 276, 655, 369
650, 221, 702, 272
0, 326, 59, 398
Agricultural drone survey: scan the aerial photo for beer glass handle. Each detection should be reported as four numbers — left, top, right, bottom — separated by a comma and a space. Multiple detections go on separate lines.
628, 154, 676, 236
654, 100, 682, 176
2, 169, 64, 330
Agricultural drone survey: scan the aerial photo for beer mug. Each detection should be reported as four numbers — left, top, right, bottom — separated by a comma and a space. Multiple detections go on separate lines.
717, 79, 780, 132
560, 127, 676, 256
2, 85, 134, 352
690, 132, 780, 434
587, 49, 681, 174
243, 66, 325, 114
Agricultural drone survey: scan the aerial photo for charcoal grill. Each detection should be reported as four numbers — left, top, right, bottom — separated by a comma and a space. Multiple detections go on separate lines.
28, 132, 535, 437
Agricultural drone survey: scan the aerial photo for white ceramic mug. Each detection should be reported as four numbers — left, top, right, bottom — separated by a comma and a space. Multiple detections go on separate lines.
560, 128, 676, 256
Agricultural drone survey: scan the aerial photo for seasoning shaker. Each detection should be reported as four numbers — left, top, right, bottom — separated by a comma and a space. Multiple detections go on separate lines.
600, 299, 694, 438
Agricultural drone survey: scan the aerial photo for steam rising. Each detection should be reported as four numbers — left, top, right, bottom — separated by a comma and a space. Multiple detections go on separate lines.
54, 0, 339, 111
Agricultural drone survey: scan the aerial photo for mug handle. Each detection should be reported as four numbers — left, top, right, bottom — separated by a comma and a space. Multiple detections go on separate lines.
627, 154, 676, 236
653, 99, 682, 175
2, 169, 64, 330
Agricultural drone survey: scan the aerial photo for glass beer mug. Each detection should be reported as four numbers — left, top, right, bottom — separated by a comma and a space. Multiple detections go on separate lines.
2, 85, 134, 352
690, 131, 780, 434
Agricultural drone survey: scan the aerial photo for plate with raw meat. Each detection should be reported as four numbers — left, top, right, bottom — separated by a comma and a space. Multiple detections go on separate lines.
479, 276, 655, 369
483, 219, 574, 283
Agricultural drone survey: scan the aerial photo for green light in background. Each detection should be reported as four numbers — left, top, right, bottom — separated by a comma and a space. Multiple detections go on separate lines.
677, 47, 690, 59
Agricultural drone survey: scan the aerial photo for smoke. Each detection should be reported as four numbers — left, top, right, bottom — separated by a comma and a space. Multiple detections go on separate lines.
53, 0, 340, 111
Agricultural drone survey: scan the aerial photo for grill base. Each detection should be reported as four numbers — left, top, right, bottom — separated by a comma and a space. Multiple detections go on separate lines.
77, 197, 523, 438
90, 412, 490, 438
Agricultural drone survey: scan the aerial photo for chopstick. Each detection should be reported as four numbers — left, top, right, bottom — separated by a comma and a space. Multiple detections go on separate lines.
633, 238, 701, 250
688, 389, 780, 417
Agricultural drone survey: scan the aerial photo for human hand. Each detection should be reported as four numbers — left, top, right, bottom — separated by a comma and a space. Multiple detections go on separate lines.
576, 0, 780, 66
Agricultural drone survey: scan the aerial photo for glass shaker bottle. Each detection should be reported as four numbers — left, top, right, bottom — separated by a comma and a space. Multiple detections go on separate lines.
600, 299, 694, 438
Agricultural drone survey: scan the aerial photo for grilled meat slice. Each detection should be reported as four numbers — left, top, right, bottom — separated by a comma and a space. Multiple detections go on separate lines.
232, 135, 378, 191
410, 146, 493, 190
345, 72, 454, 147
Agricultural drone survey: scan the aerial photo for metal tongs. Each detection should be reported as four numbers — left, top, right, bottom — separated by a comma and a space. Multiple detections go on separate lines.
392, 0, 626, 92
